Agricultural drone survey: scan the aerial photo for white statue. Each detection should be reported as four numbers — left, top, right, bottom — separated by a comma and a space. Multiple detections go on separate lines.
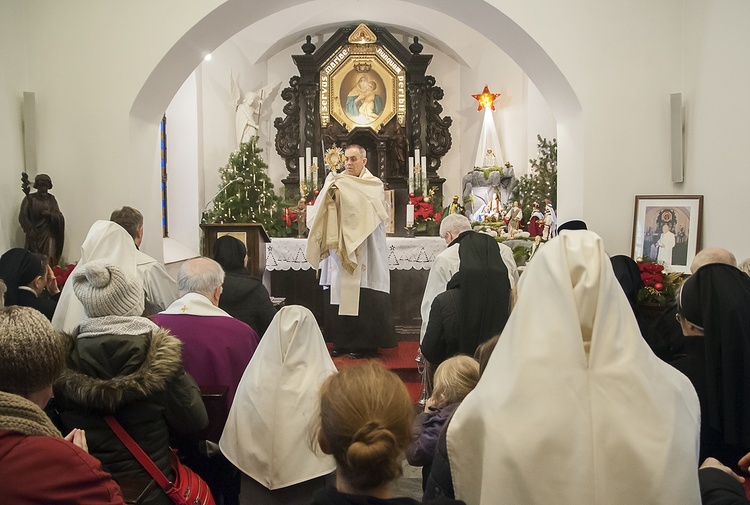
231, 73, 278, 146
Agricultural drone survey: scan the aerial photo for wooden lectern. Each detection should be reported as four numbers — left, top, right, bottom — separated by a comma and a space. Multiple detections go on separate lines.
200, 223, 270, 279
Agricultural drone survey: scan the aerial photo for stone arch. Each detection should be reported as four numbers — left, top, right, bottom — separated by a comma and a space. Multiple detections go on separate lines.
129, 0, 583, 223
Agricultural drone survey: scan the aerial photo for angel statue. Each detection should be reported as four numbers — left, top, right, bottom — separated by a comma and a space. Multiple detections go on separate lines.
231, 73, 278, 146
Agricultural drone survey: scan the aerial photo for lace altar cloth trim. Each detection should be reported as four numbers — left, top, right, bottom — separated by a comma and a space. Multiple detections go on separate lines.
266, 237, 446, 271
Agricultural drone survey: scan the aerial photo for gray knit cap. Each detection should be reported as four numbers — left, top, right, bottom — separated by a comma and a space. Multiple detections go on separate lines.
72, 260, 144, 317
0, 306, 66, 395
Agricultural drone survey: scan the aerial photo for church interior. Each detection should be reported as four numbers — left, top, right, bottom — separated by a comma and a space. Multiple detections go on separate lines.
2, 1, 750, 503
2, 0, 748, 266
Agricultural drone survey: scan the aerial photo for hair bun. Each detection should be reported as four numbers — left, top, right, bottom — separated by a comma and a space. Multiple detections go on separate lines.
345, 422, 400, 469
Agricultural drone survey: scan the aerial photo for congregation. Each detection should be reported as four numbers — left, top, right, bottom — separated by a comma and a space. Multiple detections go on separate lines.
1, 209, 750, 505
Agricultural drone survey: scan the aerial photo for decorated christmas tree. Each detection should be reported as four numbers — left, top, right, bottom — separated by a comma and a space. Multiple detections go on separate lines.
512, 135, 557, 219
205, 138, 288, 236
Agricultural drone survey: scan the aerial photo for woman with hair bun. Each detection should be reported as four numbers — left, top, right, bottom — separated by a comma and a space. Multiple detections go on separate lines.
313, 361, 465, 504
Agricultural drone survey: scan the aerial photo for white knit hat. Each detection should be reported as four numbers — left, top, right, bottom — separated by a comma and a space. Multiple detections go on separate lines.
72, 260, 144, 317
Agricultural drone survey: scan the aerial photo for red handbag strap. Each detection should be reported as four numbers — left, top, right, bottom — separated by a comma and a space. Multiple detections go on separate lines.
104, 416, 173, 491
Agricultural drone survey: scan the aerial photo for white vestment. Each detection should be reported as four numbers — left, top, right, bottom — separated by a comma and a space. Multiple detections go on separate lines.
219, 306, 336, 490
657, 230, 676, 266
448, 231, 701, 505
419, 237, 518, 341
52, 220, 141, 333
307, 168, 389, 316
136, 250, 179, 311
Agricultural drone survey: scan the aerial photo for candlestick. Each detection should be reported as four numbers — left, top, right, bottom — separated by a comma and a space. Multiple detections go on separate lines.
312, 157, 318, 189
408, 157, 415, 194
406, 204, 415, 227
299, 156, 305, 189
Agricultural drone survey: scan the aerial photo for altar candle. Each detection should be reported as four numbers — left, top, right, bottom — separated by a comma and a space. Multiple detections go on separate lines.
408, 157, 415, 194
406, 204, 415, 227
299, 156, 305, 187
305, 147, 312, 173
421, 156, 428, 194
414, 148, 420, 163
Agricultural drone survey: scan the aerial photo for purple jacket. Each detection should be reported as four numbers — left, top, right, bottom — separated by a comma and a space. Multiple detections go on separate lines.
406, 403, 459, 467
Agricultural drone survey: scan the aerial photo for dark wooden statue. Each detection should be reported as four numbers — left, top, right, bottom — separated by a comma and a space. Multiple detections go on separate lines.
19, 173, 65, 266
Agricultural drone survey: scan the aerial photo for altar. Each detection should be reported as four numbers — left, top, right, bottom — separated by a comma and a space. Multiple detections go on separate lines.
265, 237, 445, 340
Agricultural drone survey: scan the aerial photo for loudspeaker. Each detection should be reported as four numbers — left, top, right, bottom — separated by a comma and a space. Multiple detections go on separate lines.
22, 91, 37, 175
670, 92, 683, 183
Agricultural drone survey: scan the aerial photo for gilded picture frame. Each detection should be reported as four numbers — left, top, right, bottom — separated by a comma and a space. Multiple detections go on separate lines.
320, 44, 406, 132
631, 195, 703, 274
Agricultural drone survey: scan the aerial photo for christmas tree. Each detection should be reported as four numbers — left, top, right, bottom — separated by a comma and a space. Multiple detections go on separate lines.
205, 138, 288, 236
512, 135, 557, 220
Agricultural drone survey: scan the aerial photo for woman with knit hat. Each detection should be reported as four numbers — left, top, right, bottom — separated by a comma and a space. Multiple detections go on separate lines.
0, 306, 126, 504
51, 260, 208, 505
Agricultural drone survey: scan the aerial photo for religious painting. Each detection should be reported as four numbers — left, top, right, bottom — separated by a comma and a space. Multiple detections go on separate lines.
217, 231, 247, 244
631, 195, 703, 274
320, 42, 405, 132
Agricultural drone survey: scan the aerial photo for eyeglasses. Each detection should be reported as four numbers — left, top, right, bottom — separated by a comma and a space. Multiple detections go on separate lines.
675, 313, 684, 323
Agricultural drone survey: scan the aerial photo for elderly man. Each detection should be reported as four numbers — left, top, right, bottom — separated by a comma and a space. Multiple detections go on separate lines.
690, 247, 737, 274
110, 206, 179, 312
151, 257, 259, 409
420, 213, 518, 349
307, 144, 396, 359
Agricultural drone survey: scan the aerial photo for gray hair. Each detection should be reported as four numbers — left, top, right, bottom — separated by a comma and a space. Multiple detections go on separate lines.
690, 247, 737, 274
178, 257, 225, 298
739, 258, 750, 276
0, 280, 5, 307
346, 144, 367, 159
439, 213, 471, 239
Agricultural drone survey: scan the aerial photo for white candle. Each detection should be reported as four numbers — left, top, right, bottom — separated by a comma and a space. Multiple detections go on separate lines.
305, 147, 312, 173
406, 204, 415, 227
414, 148, 420, 162
299, 156, 305, 187
408, 157, 415, 194
421, 156, 428, 195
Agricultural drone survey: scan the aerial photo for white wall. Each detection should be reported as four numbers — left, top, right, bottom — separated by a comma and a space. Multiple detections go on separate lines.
2, 0, 748, 263
0, 2, 29, 252
165, 73, 201, 255
682, 0, 750, 261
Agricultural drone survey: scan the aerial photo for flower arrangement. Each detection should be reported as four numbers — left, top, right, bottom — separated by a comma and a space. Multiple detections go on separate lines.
53, 263, 76, 288
636, 259, 683, 306
409, 188, 442, 235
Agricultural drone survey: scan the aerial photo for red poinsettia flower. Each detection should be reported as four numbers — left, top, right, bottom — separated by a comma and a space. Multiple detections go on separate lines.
53, 263, 76, 289
638, 262, 664, 287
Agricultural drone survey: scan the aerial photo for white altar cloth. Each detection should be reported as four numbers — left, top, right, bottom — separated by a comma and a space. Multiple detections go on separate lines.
265, 237, 446, 271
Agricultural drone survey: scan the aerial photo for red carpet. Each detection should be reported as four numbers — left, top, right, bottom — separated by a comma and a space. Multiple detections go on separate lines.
328, 342, 423, 403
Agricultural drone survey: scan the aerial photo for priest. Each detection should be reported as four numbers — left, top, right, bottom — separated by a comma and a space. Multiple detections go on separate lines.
307, 144, 396, 359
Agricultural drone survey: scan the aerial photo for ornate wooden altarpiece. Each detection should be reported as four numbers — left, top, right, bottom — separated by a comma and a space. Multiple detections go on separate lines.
274, 23, 453, 236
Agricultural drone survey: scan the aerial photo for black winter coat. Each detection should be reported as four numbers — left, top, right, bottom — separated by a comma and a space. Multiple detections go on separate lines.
421, 289, 460, 367
219, 269, 277, 336
53, 328, 208, 505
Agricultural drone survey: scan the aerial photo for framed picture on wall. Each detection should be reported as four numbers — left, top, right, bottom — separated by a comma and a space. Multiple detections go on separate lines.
631, 195, 703, 274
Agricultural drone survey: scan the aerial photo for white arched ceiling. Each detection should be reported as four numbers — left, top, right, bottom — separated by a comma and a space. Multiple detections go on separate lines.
130, 0, 583, 219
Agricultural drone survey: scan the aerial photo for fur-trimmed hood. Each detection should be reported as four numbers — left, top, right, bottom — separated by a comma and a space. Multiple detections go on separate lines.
55, 327, 184, 412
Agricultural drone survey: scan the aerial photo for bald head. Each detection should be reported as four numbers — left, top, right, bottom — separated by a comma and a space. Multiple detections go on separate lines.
690, 248, 737, 274
178, 257, 225, 300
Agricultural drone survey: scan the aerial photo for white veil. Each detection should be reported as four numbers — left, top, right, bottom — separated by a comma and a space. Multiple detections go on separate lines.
448, 231, 700, 505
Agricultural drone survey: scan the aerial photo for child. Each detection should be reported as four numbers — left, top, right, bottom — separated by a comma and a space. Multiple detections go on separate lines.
406, 355, 480, 490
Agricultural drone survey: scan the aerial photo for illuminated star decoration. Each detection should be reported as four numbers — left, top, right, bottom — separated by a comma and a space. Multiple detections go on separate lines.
472, 85, 501, 111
